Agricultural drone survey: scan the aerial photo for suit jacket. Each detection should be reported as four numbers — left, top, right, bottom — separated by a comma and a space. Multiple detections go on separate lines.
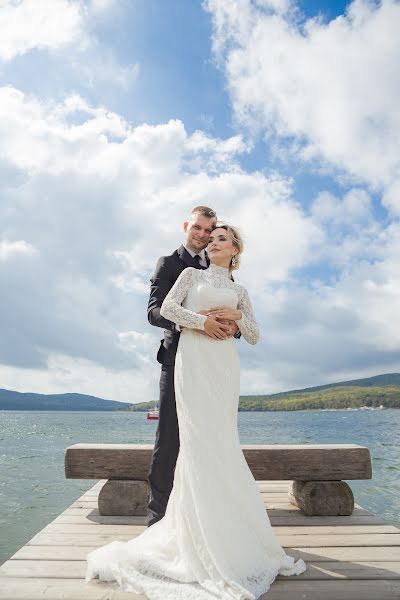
147, 245, 210, 365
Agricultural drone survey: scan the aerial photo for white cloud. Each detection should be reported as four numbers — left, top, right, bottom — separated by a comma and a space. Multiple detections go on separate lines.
90, 0, 118, 13
0, 239, 39, 261
311, 189, 373, 226
0, 0, 87, 61
0, 86, 318, 399
0, 353, 159, 403
0, 0, 138, 92
206, 0, 400, 211
1, 85, 400, 401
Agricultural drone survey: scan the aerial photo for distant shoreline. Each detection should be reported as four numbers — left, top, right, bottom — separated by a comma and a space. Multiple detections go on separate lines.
0, 406, 398, 412
1, 373, 399, 411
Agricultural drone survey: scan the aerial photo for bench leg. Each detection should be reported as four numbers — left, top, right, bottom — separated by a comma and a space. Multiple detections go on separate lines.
288, 480, 354, 516
98, 480, 150, 516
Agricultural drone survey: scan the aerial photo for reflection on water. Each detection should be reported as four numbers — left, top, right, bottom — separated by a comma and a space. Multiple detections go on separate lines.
0, 409, 399, 565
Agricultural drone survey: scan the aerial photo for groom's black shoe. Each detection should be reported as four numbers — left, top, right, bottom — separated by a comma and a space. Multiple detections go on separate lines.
147, 486, 169, 527
147, 510, 164, 527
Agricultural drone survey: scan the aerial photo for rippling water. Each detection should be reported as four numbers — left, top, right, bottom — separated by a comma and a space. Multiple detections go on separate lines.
1, 409, 399, 565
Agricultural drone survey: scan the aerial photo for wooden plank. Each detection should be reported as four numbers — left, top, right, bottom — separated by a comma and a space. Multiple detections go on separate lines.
67, 500, 373, 518
277, 534, 400, 547
11, 544, 400, 562
262, 495, 366, 508
289, 561, 400, 580
291, 546, 400, 561
274, 525, 400, 535
43, 522, 400, 535
3, 463, 400, 600
268, 516, 387, 526
77, 498, 369, 515
258, 580, 400, 600
27, 533, 142, 546
55, 513, 387, 526
264, 502, 356, 510
60, 503, 374, 517
42, 524, 148, 535
54, 514, 149, 525
0, 577, 398, 600
2, 559, 400, 580
0, 577, 144, 599
65, 443, 372, 480
75, 493, 302, 502
76, 481, 297, 490
26, 532, 400, 547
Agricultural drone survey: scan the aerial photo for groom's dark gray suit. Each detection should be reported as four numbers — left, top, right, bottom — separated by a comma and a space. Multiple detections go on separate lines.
147, 245, 209, 526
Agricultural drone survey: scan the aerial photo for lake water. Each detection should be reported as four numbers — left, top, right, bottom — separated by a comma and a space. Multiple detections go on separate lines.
1, 409, 399, 565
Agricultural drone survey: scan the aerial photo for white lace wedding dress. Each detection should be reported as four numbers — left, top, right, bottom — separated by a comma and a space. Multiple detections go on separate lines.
85, 263, 306, 599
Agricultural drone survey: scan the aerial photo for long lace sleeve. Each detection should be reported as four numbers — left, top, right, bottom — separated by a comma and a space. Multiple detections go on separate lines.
160, 267, 207, 330
236, 286, 260, 345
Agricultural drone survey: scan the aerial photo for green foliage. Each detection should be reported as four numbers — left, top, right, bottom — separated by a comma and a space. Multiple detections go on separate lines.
124, 384, 400, 412
122, 401, 158, 412
238, 386, 400, 411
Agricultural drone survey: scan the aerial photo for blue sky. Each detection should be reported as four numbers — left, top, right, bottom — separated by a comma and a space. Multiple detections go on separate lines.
0, 0, 399, 402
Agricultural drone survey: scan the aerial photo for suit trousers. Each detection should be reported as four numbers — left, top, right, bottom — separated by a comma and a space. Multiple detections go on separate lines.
147, 364, 180, 526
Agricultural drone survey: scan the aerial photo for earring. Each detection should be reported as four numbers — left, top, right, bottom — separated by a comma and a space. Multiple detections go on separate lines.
231, 255, 236, 267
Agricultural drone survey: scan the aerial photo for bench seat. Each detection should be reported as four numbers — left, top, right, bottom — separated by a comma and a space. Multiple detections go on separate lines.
65, 443, 372, 517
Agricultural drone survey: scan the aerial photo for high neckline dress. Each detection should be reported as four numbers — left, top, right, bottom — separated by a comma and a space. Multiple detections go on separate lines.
85, 263, 306, 599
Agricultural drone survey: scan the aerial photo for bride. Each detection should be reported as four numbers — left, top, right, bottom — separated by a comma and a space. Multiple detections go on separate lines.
85, 224, 306, 599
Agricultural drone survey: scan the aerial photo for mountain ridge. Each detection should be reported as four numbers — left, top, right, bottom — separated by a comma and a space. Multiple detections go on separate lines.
1, 372, 399, 411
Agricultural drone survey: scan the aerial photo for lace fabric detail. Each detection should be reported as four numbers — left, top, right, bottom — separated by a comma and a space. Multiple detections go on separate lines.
160, 263, 260, 345
160, 267, 207, 330
85, 260, 306, 598
236, 286, 259, 345
86, 541, 306, 600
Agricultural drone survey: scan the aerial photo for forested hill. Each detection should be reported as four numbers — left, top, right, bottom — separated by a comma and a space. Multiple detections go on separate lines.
0, 389, 128, 411
238, 384, 400, 411
1, 373, 400, 411
257, 372, 400, 398
125, 373, 400, 412
238, 372, 400, 411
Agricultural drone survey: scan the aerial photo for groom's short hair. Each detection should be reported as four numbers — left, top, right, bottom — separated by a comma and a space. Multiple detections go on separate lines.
191, 206, 217, 220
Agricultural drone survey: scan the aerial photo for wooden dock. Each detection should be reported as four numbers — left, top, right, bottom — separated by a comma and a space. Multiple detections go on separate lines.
1, 480, 400, 599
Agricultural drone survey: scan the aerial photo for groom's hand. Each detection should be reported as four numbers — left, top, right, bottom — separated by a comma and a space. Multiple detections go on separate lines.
221, 320, 239, 337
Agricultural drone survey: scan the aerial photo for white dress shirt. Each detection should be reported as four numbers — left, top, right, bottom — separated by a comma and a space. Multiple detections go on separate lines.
183, 244, 208, 268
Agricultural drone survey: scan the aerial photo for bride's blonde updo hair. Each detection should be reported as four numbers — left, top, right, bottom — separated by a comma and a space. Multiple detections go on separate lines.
214, 223, 243, 271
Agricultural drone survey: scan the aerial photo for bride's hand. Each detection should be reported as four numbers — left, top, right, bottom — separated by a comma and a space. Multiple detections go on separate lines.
205, 307, 242, 321
195, 312, 237, 338
204, 317, 231, 340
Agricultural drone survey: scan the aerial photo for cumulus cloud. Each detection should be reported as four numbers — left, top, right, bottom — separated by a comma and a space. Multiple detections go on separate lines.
0, 86, 320, 400
0, 239, 39, 261
251, 218, 400, 394
0, 0, 138, 92
1, 84, 400, 400
204, 0, 400, 393
0, 0, 87, 61
206, 0, 400, 212
89, 0, 123, 18
0, 353, 157, 403
311, 189, 373, 226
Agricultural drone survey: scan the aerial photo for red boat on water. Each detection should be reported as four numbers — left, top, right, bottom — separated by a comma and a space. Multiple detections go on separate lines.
147, 408, 159, 420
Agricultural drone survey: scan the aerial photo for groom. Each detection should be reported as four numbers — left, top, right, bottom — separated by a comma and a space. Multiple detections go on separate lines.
147, 206, 239, 526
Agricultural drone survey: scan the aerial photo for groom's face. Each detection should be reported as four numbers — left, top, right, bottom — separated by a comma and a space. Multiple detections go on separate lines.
184, 214, 216, 253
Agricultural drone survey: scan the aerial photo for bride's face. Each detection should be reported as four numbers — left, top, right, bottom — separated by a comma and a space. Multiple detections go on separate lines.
207, 228, 237, 268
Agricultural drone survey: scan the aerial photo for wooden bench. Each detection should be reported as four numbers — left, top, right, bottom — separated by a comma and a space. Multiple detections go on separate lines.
64, 443, 372, 517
